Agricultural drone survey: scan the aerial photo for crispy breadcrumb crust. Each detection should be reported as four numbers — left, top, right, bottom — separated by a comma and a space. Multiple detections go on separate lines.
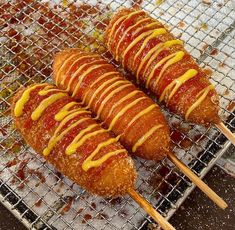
104, 8, 220, 125
53, 49, 170, 161
12, 85, 136, 197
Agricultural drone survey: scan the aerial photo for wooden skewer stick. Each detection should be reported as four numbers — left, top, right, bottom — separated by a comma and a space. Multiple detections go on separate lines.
128, 188, 176, 230
215, 122, 235, 146
168, 152, 227, 210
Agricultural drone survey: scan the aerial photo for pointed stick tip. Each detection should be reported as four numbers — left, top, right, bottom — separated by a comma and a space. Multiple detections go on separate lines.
168, 152, 228, 210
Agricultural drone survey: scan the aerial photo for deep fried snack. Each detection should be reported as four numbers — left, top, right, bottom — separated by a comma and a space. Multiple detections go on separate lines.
53, 49, 170, 161
12, 83, 136, 197
104, 8, 220, 125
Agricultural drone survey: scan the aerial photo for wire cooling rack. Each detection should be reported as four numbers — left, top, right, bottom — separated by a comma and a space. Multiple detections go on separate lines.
0, 0, 234, 229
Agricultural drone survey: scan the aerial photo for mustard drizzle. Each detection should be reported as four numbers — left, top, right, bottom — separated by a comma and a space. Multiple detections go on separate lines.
124, 104, 157, 133
143, 41, 183, 78
38, 88, 65, 96
56, 53, 80, 85
132, 125, 163, 152
146, 51, 185, 88
107, 10, 143, 49
66, 123, 99, 155
43, 101, 92, 156
140, 40, 183, 82
72, 63, 111, 97
68, 129, 107, 155
185, 85, 214, 120
82, 135, 123, 171
105, 90, 140, 120
136, 42, 165, 81
133, 21, 161, 38
122, 29, 162, 67
107, 15, 128, 49
95, 82, 132, 119
81, 71, 119, 105
153, 51, 185, 88
108, 97, 146, 131
43, 101, 124, 169
31, 92, 67, 121
115, 18, 152, 60
60, 54, 99, 85
112, 10, 144, 46
43, 117, 90, 156
66, 59, 102, 92
132, 28, 167, 66
86, 77, 121, 109
15, 85, 125, 171
55, 104, 89, 122
54, 101, 78, 118
93, 80, 130, 114
14, 83, 47, 117
159, 69, 198, 103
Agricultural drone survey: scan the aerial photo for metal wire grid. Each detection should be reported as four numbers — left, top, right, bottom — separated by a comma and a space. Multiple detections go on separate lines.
0, 0, 234, 229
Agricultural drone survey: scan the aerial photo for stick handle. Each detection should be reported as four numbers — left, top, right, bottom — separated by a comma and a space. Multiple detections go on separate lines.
168, 152, 227, 209
215, 122, 235, 146
128, 188, 176, 230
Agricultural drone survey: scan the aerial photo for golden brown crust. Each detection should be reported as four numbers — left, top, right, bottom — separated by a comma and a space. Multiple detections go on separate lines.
104, 8, 220, 125
94, 157, 136, 196
12, 84, 136, 197
53, 49, 170, 161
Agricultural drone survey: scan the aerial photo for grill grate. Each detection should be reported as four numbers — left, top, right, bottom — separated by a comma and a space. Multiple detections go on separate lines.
0, 0, 234, 229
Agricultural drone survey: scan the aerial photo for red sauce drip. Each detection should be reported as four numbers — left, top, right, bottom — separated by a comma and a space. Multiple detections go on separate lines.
90, 202, 96, 210
3, 65, 14, 73
149, 169, 176, 195
171, 130, 183, 143
18, 181, 27, 190
28, 169, 46, 187
180, 138, 192, 149
7, 28, 18, 37
158, 166, 170, 177
0, 126, 7, 136
35, 199, 42, 207
16, 159, 29, 180
148, 173, 162, 189
10, 177, 16, 185
1, 1, 107, 83
119, 209, 128, 217
55, 171, 63, 180
82, 213, 92, 223
6, 158, 19, 168
109, 197, 122, 205
166, 172, 179, 186
94, 18, 110, 30
210, 48, 218, 56
77, 208, 83, 214
170, 124, 192, 148
61, 196, 74, 215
